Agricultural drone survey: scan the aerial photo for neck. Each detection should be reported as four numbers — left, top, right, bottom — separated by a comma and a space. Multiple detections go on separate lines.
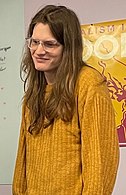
44, 71, 56, 85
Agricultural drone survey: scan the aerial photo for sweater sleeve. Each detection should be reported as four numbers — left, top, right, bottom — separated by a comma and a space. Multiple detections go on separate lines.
12, 104, 27, 195
79, 79, 119, 195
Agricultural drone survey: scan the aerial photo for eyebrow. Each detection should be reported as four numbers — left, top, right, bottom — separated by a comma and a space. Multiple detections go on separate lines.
31, 37, 57, 41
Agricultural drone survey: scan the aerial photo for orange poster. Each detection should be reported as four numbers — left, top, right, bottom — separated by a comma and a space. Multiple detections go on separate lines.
81, 19, 126, 147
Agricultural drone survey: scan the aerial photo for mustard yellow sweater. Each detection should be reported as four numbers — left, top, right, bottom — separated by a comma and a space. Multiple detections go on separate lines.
12, 66, 119, 195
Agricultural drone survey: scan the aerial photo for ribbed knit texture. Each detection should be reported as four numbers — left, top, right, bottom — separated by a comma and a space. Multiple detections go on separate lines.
12, 66, 119, 195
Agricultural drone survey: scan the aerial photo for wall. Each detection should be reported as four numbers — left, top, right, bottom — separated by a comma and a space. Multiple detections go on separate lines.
0, 0, 24, 194
0, 0, 126, 194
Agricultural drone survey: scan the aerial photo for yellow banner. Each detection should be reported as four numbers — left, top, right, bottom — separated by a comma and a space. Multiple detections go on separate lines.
81, 19, 126, 147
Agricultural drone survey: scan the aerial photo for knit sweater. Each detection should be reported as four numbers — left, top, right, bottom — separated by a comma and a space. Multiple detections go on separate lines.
12, 66, 119, 195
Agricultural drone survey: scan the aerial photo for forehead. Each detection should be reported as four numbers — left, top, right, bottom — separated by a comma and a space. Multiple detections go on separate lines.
32, 23, 55, 39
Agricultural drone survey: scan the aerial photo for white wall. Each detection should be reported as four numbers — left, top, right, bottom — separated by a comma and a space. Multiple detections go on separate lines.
24, 0, 126, 31
0, 0, 24, 185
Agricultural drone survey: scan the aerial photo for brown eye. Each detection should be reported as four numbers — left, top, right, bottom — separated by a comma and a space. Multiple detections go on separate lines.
44, 41, 58, 48
31, 39, 39, 45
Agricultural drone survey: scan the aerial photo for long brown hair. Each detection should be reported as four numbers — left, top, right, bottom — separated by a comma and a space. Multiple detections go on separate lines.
21, 5, 85, 134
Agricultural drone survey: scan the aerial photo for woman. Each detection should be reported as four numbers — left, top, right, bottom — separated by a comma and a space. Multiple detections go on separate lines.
12, 5, 119, 195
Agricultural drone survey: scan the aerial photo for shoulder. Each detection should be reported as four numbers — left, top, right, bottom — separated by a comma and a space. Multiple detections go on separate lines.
75, 65, 109, 99
78, 65, 105, 87
21, 100, 30, 121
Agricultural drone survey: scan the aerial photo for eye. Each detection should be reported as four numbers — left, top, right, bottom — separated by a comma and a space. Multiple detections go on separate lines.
31, 39, 39, 45
44, 41, 57, 48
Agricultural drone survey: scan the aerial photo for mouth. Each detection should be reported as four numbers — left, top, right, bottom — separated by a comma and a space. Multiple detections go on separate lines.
35, 57, 49, 63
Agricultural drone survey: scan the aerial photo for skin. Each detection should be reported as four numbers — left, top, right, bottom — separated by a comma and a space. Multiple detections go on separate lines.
30, 23, 63, 84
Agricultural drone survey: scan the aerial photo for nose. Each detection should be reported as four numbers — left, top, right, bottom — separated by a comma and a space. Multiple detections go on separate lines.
35, 43, 46, 54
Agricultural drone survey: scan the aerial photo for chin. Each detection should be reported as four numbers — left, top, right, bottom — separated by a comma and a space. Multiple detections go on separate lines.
34, 63, 46, 71
35, 67, 45, 71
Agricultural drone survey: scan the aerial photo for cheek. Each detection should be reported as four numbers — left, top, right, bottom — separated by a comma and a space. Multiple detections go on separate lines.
30, 51, 35, 61
30, 50, 34, 56
57, 48, 63, 60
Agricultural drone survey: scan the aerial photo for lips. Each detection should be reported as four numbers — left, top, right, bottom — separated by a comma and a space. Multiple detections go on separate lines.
35, 57, 49, 63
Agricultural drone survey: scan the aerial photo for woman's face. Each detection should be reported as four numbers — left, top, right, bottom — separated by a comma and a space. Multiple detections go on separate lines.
30, 22, 63, 83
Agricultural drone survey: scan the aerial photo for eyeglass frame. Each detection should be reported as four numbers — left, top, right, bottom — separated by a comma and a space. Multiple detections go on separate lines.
25, 37, 61, 52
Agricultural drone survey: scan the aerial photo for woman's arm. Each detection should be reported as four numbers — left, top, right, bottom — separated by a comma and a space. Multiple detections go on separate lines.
79, 78, 119, 195
12, 104, 27, 195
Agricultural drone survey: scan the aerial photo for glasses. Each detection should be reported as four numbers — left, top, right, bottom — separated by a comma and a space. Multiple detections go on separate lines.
26, 37, 60, 52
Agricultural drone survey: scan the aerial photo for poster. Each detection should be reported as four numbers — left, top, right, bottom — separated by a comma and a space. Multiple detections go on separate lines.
81, 19, 126, 147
